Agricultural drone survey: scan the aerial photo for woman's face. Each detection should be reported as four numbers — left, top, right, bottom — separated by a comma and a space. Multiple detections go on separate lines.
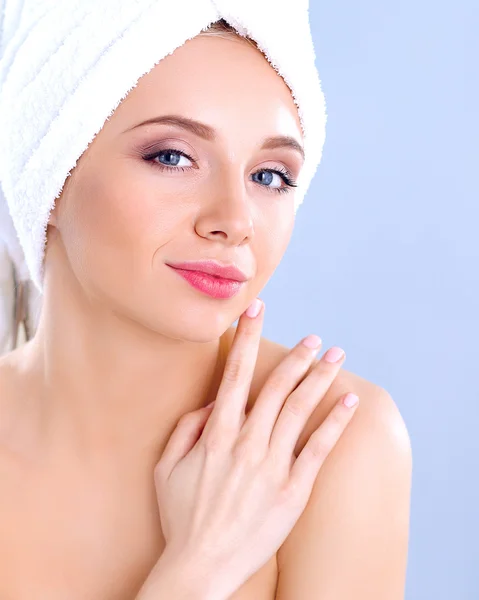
48, 32, 305, 341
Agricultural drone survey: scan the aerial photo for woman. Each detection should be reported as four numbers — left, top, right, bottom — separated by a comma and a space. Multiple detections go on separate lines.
0, 12, 412, 600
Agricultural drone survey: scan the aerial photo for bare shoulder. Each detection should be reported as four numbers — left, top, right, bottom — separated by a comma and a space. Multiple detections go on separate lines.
0, 348, 19, 412
0, 351, 22, 474
222, 329, 413, 598
224, 326, 411, 457
0, 343, 35, 458
0, 344, 28, 394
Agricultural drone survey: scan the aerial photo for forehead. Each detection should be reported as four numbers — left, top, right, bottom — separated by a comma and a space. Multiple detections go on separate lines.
108, 34, 303, 143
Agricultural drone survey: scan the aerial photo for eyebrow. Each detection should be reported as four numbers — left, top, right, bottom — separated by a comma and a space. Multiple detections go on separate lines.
124, 114, 305, 163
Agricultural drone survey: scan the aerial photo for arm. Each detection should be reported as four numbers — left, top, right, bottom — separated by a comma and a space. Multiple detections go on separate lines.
275, 382, 412, 600
134, 549, 224, 600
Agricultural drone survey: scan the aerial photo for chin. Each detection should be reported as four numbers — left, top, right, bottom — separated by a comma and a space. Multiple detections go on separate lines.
124, 298, 237, 345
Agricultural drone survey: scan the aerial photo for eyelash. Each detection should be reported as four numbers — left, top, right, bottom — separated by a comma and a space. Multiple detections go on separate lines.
142, 147, 298, 195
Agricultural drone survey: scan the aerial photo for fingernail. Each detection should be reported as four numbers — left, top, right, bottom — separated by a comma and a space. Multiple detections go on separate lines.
324, 346, 345, 363
302, 334, 322, 349
343, 393, 359, 408
246, 298, 262, 318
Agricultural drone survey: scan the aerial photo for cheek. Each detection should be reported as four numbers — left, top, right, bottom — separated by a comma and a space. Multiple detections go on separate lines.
257, 210, 294, 275
63, 169, 163, 286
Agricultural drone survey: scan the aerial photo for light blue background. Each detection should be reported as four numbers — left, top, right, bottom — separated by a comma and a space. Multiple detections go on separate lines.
1, 1, 476, 597
257, 1, 477, 598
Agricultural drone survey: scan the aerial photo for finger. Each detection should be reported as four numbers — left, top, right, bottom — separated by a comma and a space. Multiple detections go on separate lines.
268, 346, 346, 467
288, 392, 359, 502
202, 298, 264, 438
238, 334, 323, 449
156, 403, 215, 483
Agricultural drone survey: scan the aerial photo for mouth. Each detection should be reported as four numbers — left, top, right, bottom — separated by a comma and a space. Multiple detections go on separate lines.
167, 265, 245, 299
165, 260, 248, 282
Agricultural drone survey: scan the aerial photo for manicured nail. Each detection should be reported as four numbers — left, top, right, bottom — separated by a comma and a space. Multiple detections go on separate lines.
302, 334, 322, 349
246, 298, 262, 318
324, 346, 345, 363
343, 393, 359, 408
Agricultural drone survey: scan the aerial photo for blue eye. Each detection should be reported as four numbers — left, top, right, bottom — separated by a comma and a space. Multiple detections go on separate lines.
151, 149, 192, 169
251, 169, 297, 194
143, 147, 298, 195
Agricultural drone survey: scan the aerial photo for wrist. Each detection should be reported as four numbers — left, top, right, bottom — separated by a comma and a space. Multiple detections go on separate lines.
135, 547, 222, 600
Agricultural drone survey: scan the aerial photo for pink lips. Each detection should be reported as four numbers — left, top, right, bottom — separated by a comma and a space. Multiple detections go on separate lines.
166, 260, 248, 282
167, 264, 246, 299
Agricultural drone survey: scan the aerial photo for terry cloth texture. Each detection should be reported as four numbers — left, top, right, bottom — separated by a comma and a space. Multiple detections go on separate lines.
0, 0, 327, 293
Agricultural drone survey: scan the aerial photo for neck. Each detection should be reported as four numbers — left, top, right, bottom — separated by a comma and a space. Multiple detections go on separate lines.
16, 287, 228, 470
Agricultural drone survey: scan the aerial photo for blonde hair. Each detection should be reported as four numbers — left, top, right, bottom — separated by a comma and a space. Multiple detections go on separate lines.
0, 246, 39, 356
200, 18, 259, 50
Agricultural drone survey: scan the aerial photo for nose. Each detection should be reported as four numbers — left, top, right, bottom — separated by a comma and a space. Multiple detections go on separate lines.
194, 170, 255, 246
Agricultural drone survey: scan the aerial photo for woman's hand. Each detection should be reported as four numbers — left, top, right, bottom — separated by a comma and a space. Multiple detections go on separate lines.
153, 299, 359, 598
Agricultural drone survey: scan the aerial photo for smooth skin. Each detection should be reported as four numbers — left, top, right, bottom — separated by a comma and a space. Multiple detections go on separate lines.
0, 28, 412, 600
137, 300, 358, 600
156, 302, 357, 598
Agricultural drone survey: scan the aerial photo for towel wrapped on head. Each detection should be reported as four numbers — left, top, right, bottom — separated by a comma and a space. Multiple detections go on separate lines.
0, 0, 328, 353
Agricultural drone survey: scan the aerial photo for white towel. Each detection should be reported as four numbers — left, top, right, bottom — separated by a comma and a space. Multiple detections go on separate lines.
0, 0, 327, 351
